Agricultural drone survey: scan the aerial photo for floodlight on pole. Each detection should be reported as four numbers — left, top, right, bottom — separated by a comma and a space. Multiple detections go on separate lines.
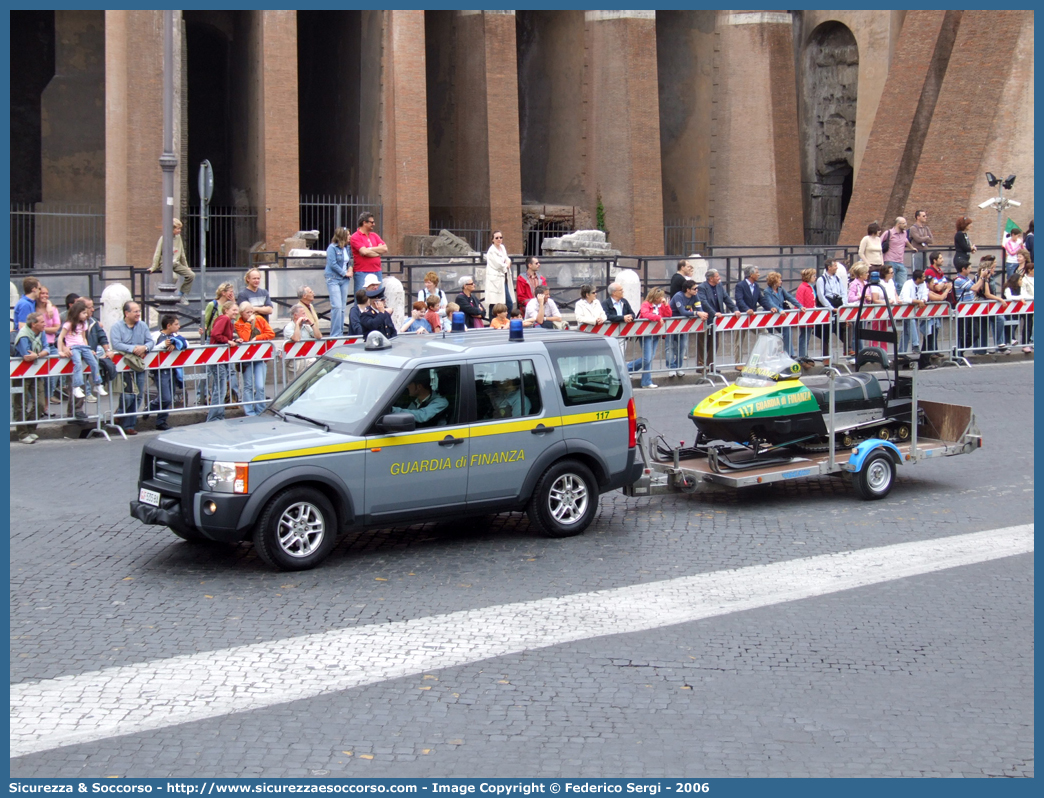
982, 171, 1018, 245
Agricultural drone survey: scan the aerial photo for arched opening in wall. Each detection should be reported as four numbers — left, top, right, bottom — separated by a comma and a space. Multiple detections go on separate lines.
185, 11, 262, 269
185, 16, 232, 207
10, 11, 54, 205
297, 11, 362, 198
297, 11, 378, 249
515, 10, 585, 208
802, 21, 857, 246
10, 11, 55, 273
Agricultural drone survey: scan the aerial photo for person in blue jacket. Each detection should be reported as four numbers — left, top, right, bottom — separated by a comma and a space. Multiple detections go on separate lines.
325, 227, 353, 336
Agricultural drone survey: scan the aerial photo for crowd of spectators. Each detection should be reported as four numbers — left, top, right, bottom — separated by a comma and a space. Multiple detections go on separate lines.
10, 212, 1035, 437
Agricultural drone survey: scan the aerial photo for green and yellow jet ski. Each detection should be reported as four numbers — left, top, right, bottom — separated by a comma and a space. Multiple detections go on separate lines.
689, 332, 917, 461
689, 274, 921, 463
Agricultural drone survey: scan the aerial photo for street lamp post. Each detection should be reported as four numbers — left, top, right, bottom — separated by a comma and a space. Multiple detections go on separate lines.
156, 9, 179, 308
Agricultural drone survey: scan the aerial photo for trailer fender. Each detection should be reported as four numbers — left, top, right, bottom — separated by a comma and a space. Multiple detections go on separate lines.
848, 439, 903, 472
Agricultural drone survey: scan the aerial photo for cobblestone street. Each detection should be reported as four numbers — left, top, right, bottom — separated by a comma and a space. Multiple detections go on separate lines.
9, 362, 1034, 778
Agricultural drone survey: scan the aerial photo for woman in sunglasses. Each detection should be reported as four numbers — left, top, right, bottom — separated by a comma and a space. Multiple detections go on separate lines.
484, 230, 514, 320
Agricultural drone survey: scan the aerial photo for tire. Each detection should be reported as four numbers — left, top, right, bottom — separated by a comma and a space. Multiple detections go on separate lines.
526, 459, 599, 538
854, 451, 895, 501
254, 487, 338, 570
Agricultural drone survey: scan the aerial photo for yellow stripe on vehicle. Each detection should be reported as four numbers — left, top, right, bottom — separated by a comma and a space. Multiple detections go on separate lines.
366, 427, 472, 448
560, 408, 628, 425
469, 417, 564, 438
252, 440, 367, 462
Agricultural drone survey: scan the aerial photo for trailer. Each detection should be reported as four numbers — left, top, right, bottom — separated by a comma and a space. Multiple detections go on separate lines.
626, 366, 981, 501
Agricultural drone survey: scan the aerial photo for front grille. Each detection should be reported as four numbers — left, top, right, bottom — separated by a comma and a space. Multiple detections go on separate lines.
154, 457, 185, 486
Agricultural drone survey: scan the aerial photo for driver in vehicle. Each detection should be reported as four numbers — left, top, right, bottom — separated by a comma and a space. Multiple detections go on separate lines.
391, 371, 448, 426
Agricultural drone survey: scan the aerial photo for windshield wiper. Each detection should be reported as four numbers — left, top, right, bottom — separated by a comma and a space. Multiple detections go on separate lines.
284, 412, 330, 433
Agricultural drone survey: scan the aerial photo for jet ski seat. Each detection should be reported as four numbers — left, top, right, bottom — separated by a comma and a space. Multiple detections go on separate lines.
806, 372, 883, 411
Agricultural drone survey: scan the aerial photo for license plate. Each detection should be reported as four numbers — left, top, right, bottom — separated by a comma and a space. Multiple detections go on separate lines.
139, 488, 161, 507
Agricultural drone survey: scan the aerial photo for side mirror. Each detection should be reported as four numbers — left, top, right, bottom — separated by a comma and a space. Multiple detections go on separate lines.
379, 412, 416, 433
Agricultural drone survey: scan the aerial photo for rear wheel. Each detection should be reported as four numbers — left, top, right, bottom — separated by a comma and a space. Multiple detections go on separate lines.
854, 451, 895, 500
254, 487, 338, 570
527, 460, 599, 538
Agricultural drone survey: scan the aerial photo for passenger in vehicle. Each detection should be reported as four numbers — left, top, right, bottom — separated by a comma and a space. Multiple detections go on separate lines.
484, 375, 531, 419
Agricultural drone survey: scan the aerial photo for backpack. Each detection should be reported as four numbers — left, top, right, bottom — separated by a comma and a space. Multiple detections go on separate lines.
10, 328, 20, 358
880, 229, 891, 253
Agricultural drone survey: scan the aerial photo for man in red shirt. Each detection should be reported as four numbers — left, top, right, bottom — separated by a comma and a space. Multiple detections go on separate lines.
350, 212, 388, 294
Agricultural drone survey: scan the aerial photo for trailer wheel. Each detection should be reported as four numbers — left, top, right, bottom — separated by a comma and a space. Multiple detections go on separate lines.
854, 452, 895, 500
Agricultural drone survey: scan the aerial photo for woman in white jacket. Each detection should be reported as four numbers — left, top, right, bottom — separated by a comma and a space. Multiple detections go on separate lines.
574, 284, 607, 326
484, 231, 514, 319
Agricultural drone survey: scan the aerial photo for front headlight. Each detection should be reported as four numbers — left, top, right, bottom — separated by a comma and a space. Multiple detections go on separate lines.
205, 461, 249, 494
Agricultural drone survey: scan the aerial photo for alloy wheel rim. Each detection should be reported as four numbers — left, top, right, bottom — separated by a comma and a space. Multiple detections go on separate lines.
277, 502, 325, 557
548, 474, 589, 525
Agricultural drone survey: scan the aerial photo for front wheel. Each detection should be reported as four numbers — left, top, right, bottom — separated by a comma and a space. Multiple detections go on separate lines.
853, 451, 895, 500
527, 460, 599, 538
254, 487, 338, 570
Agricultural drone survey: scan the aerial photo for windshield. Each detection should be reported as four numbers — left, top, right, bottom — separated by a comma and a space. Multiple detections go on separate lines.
269, 357, 399, 428
736, 334, 802, 387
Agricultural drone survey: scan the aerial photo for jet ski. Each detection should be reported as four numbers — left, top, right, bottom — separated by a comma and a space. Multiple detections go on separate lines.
688, 273, 919, 462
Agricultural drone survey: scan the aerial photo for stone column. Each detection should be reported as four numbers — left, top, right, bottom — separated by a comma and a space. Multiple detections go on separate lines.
105, 10, 181, 270
376, 10, 432, 254
447, 11, 524, 253
256, 11, 300, 252
582, 11, 664, 256
710, 11, 804, 246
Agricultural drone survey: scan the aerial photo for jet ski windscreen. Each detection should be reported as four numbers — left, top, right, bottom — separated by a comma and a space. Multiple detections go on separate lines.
736, 334, 803, 388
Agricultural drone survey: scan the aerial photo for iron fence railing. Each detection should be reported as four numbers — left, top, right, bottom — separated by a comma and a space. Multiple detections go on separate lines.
300, 194, 383, 251
10, 203, 105, 275
804, 226, 841, 246
526, 222, 573, 257
664, 219, 713, 257
429, 221, 490, 253
181, 207, 259, 270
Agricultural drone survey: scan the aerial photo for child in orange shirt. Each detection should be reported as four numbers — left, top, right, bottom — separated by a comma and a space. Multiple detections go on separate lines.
234, 301, 275, 416
489, 303, 510, 329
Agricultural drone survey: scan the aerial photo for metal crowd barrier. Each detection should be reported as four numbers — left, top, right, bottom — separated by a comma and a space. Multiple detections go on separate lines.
279, 335, 362, 385
576, 300, 1034, 385
9, 335, 367, 440
9, 354, 114, 439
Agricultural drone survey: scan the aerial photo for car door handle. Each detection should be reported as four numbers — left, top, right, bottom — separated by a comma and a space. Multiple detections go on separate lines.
531, 425, 556, 434
438, 436, 465, 446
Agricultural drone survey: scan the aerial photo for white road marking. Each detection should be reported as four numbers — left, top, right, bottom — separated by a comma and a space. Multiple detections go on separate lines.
10, 524, 1032, 758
